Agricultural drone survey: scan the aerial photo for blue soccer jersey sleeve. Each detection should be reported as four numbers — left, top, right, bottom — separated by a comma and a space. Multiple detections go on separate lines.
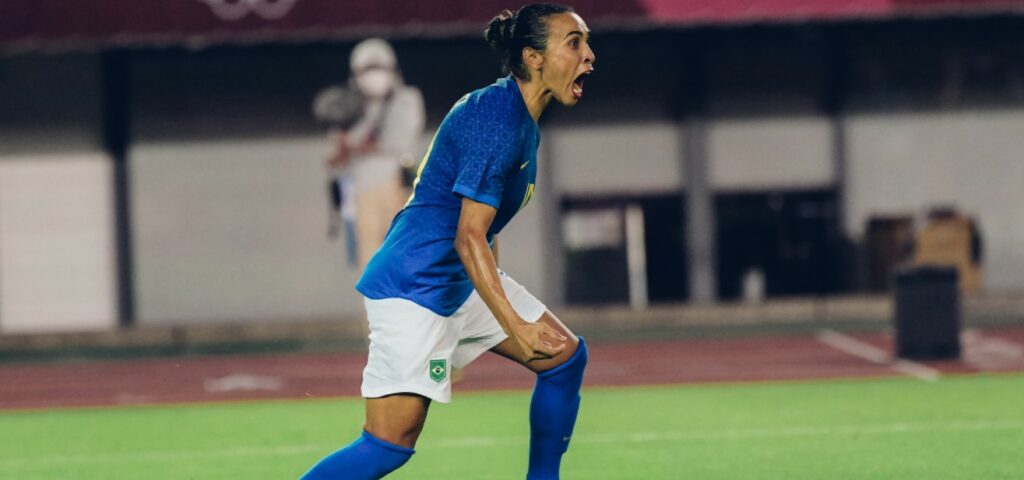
451, 111, 520, 209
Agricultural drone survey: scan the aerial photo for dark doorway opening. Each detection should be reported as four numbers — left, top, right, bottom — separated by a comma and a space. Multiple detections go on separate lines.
716, 190, 841, 300
562, 194, 688, 305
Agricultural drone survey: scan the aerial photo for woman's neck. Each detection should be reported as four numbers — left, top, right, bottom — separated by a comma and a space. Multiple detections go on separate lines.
515, 77, 552, 123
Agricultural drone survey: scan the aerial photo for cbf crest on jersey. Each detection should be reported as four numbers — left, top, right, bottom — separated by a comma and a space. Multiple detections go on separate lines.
429, 359, 448, 383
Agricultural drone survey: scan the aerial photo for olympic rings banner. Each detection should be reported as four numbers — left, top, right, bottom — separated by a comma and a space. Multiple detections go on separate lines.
197, 0, 302, 22
2, 0, 1021, 52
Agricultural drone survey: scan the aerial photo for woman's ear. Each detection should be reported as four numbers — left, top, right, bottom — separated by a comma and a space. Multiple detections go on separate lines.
522, 47, 544, 74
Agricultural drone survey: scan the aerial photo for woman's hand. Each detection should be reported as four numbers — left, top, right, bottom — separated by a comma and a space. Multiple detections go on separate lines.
509, 320, 568, 363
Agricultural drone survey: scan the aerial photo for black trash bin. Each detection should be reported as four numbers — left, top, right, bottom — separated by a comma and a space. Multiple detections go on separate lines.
893, 266, 961, 360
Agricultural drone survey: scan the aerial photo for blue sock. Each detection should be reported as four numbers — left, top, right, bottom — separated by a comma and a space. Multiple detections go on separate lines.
528, 337, 588, 480
300, 430, 414, 480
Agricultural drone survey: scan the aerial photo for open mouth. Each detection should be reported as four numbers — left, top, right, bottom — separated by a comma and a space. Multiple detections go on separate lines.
571, 71, 590, 99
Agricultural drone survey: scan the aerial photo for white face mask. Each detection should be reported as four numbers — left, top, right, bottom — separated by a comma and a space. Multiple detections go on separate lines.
356, 69, 395, 99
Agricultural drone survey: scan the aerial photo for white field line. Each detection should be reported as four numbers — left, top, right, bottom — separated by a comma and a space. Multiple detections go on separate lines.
889, 359, 943, 381
816, 329, 942, 382
962, 328, 1024, 369
2, 419, 1023, 468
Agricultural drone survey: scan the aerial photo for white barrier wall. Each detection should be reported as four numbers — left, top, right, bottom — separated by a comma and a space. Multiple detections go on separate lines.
0, 54, 117, 334
130, 137, 364, 324
709, 116, 834, 190
0, 154, 118, 333
128, 130, 561, 324
549, 118, 836, 195
550, 123, 684, 195
846, 109, 1024, 292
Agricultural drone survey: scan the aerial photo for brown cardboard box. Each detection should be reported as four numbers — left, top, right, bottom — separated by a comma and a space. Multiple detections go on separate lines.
913, 209, 982, 295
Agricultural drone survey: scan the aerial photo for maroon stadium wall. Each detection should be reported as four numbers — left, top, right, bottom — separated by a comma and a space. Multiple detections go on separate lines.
2, 0, 1023, 53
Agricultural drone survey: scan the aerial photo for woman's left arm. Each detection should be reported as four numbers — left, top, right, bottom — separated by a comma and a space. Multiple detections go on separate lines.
454, 198, 564, 363
491, 236, 499, 267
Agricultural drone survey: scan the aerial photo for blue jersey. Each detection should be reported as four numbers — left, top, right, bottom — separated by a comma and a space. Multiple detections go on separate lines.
356, 76, 540, 316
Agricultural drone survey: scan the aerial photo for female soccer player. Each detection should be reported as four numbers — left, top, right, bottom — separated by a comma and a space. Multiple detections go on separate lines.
300, 4, 595, 479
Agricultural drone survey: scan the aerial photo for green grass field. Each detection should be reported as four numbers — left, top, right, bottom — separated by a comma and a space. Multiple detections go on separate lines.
2, 374, 1022, 479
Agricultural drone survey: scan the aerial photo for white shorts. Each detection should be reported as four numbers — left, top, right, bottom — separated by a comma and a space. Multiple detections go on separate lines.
360, 272, 546, 404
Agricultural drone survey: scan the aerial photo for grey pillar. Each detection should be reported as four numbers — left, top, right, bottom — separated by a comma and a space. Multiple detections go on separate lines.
826, 31, 857, 292
101, 51, 136, 327
539, 130, 565, 307
683, 118, 717, 303
827, 32, 849, 238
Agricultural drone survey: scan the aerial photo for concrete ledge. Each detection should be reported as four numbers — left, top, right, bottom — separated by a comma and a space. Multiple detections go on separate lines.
0, 327, 177, 351
561, 295, 893, 330
1, 295, 1021, 361
0, 317, 367, 360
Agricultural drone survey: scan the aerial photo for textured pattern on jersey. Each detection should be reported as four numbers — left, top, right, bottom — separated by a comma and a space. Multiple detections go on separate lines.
449, 92, 522, 209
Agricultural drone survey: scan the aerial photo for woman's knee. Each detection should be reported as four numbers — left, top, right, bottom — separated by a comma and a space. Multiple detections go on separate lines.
364, 421, 424, 449
364, 394, 430, 449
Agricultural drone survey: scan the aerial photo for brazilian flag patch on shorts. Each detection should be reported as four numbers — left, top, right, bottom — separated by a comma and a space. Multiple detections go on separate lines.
429, 359, 447, 383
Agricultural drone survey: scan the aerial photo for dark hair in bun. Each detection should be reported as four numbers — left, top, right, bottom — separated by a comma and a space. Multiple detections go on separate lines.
484, 3, 573, 80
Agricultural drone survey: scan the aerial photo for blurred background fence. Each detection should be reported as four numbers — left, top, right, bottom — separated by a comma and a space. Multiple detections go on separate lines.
2, 0, 1024, 339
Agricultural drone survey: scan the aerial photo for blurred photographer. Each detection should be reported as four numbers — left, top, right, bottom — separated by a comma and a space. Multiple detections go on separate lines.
314, 38, 425, 268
